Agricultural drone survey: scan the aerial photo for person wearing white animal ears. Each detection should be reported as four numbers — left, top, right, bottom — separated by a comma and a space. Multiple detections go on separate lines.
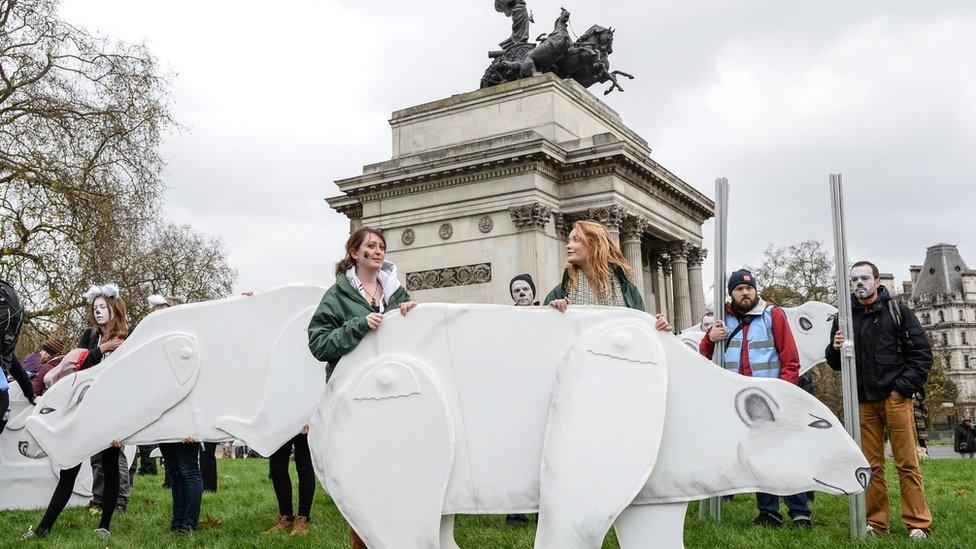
699, 269, 811, 529
827, 260, 933, 540
26, 284, 129, 540
544, 220, 672, 331
307, 227, 418, 549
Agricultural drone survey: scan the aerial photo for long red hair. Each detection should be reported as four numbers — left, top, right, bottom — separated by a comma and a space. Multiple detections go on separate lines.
566, 220, 634, 299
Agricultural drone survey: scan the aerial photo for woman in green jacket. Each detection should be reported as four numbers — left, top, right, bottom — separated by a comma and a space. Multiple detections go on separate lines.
306, 227, 416, 549
308, 227, 417, 378
546, 220, 671, 330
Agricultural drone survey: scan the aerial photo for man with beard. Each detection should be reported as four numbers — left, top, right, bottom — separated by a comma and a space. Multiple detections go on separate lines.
826, 261, 932, 540
699, 269, 807, 528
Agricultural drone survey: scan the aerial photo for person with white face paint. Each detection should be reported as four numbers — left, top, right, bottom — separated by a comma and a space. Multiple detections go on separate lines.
826, 261, 933, 540
509, 274, 539, 307
26, 284, 129, 539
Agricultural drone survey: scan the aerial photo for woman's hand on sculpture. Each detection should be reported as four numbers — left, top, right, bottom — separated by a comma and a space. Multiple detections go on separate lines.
183, 436, 196, 444
300, 424, 309, 435
549, 298, 570, 312
99, 338, 124, 353
111, 439, 122, 448
399, 301, 418, 316
366, 312, 384, 330
654, 314, 672, 332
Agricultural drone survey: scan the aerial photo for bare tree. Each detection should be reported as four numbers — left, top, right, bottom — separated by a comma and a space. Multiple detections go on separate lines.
2, 1, 236, 352
750, 240, 835, 307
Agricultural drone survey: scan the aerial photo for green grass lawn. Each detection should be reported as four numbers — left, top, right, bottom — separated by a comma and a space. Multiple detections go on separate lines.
1, 458, 973, 548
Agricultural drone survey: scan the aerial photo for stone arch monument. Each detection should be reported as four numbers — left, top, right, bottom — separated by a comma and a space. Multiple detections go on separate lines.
327, 74, 713, 329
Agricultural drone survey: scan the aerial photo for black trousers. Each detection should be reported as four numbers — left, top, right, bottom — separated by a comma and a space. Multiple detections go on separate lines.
200, 442, 218, 492
268, 433, 315, 519
37, 446, 120, 534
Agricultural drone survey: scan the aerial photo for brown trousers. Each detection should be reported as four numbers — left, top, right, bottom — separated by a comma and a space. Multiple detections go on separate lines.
859, 393, 932, 533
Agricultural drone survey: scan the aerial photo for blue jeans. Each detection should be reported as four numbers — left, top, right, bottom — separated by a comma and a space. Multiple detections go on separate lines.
756, 491, 811, 520
159, 442, 203, 530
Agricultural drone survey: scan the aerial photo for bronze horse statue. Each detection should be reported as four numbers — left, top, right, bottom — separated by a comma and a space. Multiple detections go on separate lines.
481, 6, 635, 95
556, 25, 634, 95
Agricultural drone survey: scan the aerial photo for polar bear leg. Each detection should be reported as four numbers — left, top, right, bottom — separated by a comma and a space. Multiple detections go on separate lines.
613, 503, 688, 549
439, 515, 460, 549
319, 358, 454, 549
536, 322, 668, 549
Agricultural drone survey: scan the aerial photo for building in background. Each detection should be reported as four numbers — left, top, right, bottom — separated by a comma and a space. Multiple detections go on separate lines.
901, 243, 976, 421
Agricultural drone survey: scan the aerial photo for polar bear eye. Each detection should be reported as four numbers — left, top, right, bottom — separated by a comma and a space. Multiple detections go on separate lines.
799, 316, 813, 331
808, 414, 832, 429
39, 407, 56, 414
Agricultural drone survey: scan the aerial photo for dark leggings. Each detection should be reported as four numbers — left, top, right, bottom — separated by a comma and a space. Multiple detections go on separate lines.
37, 446, 120, 534
268, 433, 315, 519
0, 388, 8, 434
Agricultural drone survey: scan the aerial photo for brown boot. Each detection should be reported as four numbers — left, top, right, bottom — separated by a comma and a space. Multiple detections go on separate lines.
349, 526, 368, 549
289, 516, 309, 536
264, 516, 292, 534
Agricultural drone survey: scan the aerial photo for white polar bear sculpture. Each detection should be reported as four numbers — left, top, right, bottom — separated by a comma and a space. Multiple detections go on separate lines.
24, 284, 329, 471
0, 383, 135, 510
309, 304, 870, 549
678, 301, 838, 376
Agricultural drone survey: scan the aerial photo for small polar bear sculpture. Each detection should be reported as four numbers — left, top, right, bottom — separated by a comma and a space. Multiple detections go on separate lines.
25, 284, 329, 471
678, 301, 838, 376
309, 304, 870, 549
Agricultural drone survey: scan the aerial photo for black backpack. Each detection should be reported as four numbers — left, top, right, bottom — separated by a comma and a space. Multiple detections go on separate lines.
0, 280, 24, 359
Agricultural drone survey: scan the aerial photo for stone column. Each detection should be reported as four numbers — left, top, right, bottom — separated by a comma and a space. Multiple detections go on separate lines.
587, 205, 626, 245
669, 242, 693, 330
621, 215, 649, 298
687, 246, 708, 322
658, 253, 674, 327
644, 250, 659, 314
509, 202, 553, 277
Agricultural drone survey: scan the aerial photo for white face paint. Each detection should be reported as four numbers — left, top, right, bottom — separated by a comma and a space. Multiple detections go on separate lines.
511, 280, 534, 306
849, 265, 878, 300
92, 297, 111, 326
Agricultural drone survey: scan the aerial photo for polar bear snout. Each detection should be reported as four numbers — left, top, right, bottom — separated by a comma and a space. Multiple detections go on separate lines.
856, 467, 872, 489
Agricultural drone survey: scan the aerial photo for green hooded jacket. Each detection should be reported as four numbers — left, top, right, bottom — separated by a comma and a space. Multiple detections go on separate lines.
307, 272, 410, 378
543, 264, 645, 311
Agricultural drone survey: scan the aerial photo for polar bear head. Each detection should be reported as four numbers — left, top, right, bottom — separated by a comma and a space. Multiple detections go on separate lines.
734, 383, 871, 496
26, 334, 200, 470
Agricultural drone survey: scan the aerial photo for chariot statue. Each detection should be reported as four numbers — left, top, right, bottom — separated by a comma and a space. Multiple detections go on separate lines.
481, 2, 634, 95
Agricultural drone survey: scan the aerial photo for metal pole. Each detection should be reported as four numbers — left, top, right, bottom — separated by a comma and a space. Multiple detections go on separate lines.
702, 177, 729, 522
829, 173, 867, 539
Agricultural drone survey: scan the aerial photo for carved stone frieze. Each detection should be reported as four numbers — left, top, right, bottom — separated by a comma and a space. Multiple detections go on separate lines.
406, 263, 492, 291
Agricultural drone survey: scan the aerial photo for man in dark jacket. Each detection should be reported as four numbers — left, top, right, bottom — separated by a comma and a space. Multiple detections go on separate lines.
956, 418, 976, 458
826, 261, 932, 539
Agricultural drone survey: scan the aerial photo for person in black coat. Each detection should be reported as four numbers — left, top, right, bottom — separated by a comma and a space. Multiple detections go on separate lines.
955, 418, 976, 458
825, 262, 933, 539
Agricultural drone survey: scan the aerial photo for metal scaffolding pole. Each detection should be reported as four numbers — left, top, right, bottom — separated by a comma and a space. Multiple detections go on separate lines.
829, 173, 868, 539
701, 177, 729, 522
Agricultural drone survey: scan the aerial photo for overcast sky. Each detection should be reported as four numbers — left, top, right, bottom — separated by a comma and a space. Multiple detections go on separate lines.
61, 0, 975, 296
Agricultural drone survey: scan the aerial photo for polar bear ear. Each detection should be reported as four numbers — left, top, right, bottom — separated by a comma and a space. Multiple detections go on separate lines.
735, 388, 779, 427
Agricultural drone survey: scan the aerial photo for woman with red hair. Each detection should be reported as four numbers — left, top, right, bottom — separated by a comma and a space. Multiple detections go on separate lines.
546, 220, 671, 330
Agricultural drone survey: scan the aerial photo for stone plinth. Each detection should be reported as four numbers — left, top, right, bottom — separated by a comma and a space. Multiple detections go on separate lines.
328, 74, 714, 310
